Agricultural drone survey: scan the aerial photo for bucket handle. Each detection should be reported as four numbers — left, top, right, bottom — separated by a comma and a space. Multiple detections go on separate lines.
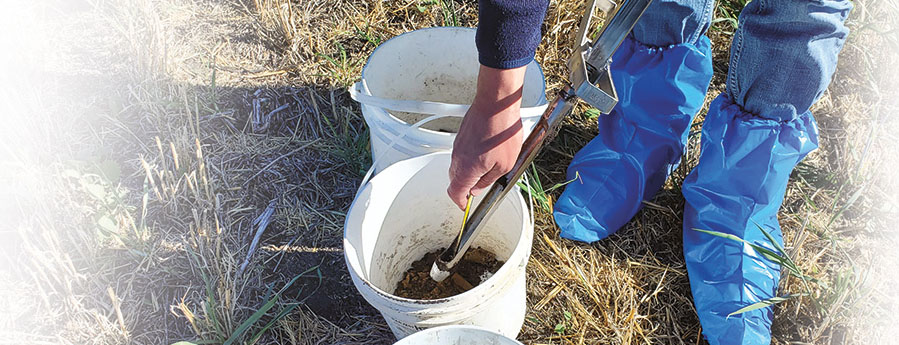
349, 81, 547, 118
351, 78, 537, 228
354, 112, 536, 230
353, 112, 448, 200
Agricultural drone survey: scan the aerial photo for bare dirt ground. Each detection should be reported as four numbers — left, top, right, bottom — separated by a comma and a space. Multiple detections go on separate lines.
1, 0, 897, 344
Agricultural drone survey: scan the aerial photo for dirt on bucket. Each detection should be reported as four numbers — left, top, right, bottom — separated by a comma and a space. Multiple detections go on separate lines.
393, 247, 504, 300
386, 75, 474, 133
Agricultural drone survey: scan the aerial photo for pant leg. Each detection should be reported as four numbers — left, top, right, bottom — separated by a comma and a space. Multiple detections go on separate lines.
682, 0, 851, 344
729, 0, 852, 121
553, 0, 715, 242
633, 0, 716, 46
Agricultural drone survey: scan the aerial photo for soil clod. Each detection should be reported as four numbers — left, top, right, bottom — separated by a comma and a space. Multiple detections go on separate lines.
393, 247, 504, 300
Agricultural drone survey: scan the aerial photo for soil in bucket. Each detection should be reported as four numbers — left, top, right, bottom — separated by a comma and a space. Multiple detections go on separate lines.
393, 247, 505, 300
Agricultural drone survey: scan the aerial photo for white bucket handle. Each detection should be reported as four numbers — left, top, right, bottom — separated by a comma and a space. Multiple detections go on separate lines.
349, 81, 547, 118
355, 114, 536, 231
353, 112, 447, 199
351, 78, 537, 229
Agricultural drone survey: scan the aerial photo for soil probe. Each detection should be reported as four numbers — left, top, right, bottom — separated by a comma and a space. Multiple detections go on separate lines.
430, 0, 653, 282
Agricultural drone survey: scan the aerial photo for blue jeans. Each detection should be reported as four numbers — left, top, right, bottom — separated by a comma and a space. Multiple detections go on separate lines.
556, 0, 851, 344
637, 0, 851, 121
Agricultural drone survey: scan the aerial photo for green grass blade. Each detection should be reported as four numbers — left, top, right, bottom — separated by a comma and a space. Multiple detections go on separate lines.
754, 223, 786, 255
517, 163, 550, 211
545, 171, 581, 193
692, 228, 743, 242
248, 303, 302, 345
223, 265, 321, 345
248, 267, 323, 344
693, 228, 826, 291
754, 223, 816, 291
222, 293, 280, 345
828, 184, 866, 227
727, 293, 806, 318
753, 223, 807, 280
799, 189, 819, 211
316, 53, 339, 66
204, 277, 225, 338
691, 228, 792, 268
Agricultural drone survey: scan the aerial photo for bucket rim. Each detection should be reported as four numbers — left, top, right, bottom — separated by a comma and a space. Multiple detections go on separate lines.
359, 26, 548, 136
394, 324, 525, 344
343, 152, 533, 308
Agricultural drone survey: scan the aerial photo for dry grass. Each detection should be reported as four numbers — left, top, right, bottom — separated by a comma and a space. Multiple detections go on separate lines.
0, 0, 896, 344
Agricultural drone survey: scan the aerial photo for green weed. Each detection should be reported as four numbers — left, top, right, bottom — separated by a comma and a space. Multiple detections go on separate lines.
353, 23, 382, 47
517, 164, 581, 213
226, 265, 321, 345
416, 0, 459, 26
554, 310, 573, 335
317, 42, 363, 87
692, 224, 826, 318
320, 107, 371, 176
62, 167, 149, 251
712, 0, 750, 34
726, 293, 807, 318
584, 107, 601, 119
173, 265, 322, 345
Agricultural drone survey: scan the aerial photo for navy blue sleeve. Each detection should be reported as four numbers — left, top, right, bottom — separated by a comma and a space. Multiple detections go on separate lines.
476, 0, 550, 69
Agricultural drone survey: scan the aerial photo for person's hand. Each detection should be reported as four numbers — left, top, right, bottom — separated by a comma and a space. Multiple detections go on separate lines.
447, 65, 527, 209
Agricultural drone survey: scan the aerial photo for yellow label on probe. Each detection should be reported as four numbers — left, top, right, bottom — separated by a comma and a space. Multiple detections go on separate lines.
455, 194, 474, 246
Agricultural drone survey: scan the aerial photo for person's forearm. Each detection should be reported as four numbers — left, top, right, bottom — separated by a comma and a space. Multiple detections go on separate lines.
472, 65, 527, 115
446, 0, 547, 209
447, 65, 527, 209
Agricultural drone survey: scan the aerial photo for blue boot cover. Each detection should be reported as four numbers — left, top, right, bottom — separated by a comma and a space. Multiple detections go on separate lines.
553, 35, 713, 242
682, 94, 819, 345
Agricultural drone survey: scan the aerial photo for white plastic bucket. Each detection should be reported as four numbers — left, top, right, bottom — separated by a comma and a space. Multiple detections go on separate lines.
351, 27, 548, 172
393, 325, 524, 345
343, 152, 534, 340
